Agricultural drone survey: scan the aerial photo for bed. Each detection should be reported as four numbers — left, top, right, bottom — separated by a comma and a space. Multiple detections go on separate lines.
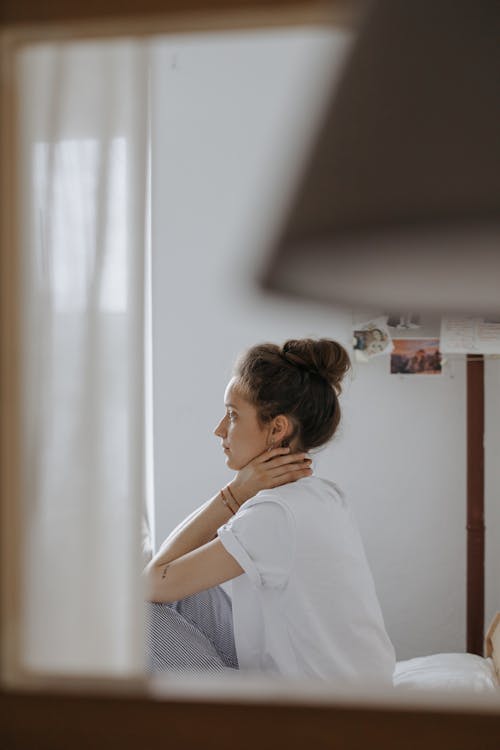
393, 612, 500, 693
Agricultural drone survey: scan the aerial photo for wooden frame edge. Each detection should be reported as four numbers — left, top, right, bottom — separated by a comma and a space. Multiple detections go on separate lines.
0, 26, 23, 688
0, 1, 361, 41
2, 687, 500, 750
0, 0, 362, 28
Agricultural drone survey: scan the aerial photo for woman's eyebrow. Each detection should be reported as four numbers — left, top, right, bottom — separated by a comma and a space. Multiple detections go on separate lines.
225, 402, 238, 409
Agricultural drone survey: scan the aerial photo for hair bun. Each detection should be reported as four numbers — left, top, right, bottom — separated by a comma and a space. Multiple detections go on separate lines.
282, 338, 351, 394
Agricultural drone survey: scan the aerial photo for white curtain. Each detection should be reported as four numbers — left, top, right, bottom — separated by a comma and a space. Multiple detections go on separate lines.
17, 39, 152, 676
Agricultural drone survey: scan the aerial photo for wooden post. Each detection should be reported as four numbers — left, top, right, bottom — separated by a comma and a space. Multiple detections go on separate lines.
466, 354, 485, 655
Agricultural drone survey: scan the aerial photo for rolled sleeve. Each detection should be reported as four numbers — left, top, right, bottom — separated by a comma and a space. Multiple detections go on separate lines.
218, 523, 263, 587
217, 498, 295, 589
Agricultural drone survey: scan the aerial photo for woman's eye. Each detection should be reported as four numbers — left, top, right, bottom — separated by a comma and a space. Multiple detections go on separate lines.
228, 412, 237, 421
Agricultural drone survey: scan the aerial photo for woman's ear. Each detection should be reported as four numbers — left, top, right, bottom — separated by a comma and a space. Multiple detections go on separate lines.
270, 415, 291, 445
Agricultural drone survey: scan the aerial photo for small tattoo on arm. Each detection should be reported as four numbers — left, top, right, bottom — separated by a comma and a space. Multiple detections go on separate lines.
161, 564, 170, 579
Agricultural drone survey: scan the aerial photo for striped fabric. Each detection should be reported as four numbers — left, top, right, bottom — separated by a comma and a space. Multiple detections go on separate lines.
146, 586, 239, 672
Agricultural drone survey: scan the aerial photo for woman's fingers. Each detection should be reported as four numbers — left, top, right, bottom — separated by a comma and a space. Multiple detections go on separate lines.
270, 461, 312, 477
253, 446, 291, 463
257, 457, 312, 481
259, 452, 311, 471
233, 447, 312, 503
259, 461, 313, 486
270, 466, 313, 486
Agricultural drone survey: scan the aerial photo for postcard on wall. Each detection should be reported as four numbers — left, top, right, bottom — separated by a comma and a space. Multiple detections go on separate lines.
440, 317, 500, 354
352, 316, 394, 362
391, 338, 442, 375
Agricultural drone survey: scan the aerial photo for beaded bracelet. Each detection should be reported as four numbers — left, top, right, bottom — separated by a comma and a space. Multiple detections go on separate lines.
225, 483, 240, 508
220, 488, 236, 515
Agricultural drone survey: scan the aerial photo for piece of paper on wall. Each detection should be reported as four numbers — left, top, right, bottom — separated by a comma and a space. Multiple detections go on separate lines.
352, 316, 394, 362
390, 338, 442, 375
440, 317, 500, 354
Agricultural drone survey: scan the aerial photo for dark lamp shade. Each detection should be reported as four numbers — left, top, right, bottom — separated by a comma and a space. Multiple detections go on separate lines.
261, 0, 500, 314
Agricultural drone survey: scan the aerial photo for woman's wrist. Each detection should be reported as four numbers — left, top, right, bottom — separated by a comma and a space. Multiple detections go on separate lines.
220, 487, 238, 515
225, 483, 240, 508
227, 479, 247, 507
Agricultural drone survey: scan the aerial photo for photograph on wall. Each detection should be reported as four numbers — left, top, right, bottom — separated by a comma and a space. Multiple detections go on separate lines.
390, 338, 442, 375
352, 316, 394, 363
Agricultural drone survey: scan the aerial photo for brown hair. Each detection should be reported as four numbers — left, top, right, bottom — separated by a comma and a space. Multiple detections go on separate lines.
234, 338, 351, 451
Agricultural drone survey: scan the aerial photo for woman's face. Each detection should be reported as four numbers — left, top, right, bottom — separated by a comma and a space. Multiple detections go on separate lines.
214, 378, 270, 470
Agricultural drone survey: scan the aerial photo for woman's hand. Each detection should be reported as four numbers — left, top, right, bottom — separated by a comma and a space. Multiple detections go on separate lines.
229, 447, 312, 506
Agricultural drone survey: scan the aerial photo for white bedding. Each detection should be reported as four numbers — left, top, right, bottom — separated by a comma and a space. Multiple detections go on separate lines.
394, 653, 499, 693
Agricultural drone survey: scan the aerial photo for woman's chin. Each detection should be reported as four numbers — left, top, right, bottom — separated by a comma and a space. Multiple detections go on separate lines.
224, 454, 240, 471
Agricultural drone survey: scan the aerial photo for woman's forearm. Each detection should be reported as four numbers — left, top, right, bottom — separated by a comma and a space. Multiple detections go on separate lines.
143, 448, 312, 597
146, 490, 233, 572
158, 497, 213, 552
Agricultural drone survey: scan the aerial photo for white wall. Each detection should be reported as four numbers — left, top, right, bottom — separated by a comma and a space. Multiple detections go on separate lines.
151, 28, 499, 660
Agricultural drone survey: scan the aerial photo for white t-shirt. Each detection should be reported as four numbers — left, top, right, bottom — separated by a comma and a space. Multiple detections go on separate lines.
217, 476, 395, 683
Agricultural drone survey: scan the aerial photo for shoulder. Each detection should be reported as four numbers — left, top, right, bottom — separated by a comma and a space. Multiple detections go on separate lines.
314, 476, 347, 506
245, 483, 299, 513
239, 488, 294, 521
248, 476, 346, 512
253, 476, 344, 500
222, 490, 297, 560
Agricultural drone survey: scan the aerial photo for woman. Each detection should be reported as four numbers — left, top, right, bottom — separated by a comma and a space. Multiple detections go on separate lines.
144, 338, 395, 683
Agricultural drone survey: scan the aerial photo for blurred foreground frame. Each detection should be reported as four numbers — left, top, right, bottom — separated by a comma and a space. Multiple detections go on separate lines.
2, 1, 500, 749
262, 0, 500, 317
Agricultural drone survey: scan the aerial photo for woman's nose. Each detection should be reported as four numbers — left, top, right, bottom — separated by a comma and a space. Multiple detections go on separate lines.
214, 418, 226, 437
